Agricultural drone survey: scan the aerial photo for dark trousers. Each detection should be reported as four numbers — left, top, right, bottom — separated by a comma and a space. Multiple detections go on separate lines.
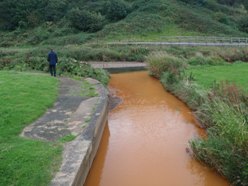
49, 64, 56, 77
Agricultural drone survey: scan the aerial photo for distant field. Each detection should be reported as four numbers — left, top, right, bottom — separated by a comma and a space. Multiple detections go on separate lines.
187, 63, 248, 91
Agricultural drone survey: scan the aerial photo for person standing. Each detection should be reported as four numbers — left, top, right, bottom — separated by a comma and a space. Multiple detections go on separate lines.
47, 49, 58, 77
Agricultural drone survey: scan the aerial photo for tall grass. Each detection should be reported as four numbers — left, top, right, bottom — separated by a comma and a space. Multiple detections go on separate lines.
147, 52, 248, 185
191, 87, 248, 185
146, 52, 186, 78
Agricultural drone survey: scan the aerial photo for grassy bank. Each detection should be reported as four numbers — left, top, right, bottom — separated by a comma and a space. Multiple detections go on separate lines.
147, 53, 248, 185
0, 70, 104, 185
0, 46, 110, 85
0, 71, 62, 186
187, 62, 248, 91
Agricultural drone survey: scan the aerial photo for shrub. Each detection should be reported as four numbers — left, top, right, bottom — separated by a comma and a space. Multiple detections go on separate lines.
26, 27, 50, 44
57, 58, 109, 85
217, 0, 238, 6
68, 8, 104, 32
188, 55, 226, 66
238, 16, 248, 33
0, 52, 109, 85
116, 46, 149, 61
178, 0, 207, 6
213, 12, 234, 26
189, 80, 248, 185
146, 52, 186, 79
191, 136, 248, 185
174, 6, 240, 35
0, 0, 47, 30
43, 33, 92, 45
103, 0, 131, 21
61, 46, 121, 61
44, 0, 69, 22
217, 48, 248, 63
191, 94, 248, 184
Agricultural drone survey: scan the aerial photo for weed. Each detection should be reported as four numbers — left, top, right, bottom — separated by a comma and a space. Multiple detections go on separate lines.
59, 134, 76, 143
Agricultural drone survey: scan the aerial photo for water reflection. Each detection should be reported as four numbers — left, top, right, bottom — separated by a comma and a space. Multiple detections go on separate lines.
84, 71, 228, 186
84, 123, 110, 186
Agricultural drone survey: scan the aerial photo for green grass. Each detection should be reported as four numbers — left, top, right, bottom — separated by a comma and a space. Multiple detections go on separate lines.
149, 56, 248, 184
187, 62, 248, 91
59, 134, 77, 143
0, 71, 62, 186
1, 0, 247, 48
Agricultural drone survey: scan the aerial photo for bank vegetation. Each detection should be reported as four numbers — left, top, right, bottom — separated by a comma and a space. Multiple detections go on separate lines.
147, 51, 248, 185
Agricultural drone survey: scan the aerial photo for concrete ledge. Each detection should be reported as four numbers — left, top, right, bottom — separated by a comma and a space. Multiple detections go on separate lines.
105, 66, 146, 73
51, 78, 109, 186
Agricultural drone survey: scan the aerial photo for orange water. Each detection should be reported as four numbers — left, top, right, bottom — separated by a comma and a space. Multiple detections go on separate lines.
84, 71, 229, 186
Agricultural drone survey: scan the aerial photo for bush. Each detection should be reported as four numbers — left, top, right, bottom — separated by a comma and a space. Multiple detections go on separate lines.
191, 136, 248, 185
0, 51, 109, 85
61, 46, 121, 61
26, 27, 50, 44
115, 46, 149, 61
146, 52, 186, 79
218, 48, 248, 62
57, 58, 109, 85
174, 6, 240, 35
162, 78, 206, 109
191, 94, 248, 185
213, 12, 234, 26
238, 16, 248, 33
68, 8, 104, 32
217, 0, 238, 6
103, 0, 131, 21
0, 0, 47, 30
44, 0, 69, 22
189, 81, 248, 185
178, 0, 207, 6
43, 33, 92, 45
188, 55, 226, 66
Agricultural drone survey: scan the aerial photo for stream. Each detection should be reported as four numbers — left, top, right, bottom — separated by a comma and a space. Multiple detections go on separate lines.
84, 71, 228, 186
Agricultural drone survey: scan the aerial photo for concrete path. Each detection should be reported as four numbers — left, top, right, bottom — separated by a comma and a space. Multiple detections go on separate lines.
21, 78, 96, 141
21, 77, 109, 186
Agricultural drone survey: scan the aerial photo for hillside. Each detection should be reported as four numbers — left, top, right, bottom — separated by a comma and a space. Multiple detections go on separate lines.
1, 0, 248, 46
1, 0, 248, 73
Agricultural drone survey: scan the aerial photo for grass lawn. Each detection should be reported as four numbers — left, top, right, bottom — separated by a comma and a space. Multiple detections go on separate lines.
0, 71, 62, 186
187, 62, 248, 91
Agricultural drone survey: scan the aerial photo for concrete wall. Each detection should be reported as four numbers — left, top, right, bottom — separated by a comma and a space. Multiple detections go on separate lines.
51, 78, 109, 186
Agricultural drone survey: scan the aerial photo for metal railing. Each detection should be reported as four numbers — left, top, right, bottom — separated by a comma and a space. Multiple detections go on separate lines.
160, 36, 248, 43
107, 36, 248, 47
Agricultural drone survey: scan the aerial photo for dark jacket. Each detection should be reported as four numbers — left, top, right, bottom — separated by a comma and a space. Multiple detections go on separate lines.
47, 51, 58, 65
